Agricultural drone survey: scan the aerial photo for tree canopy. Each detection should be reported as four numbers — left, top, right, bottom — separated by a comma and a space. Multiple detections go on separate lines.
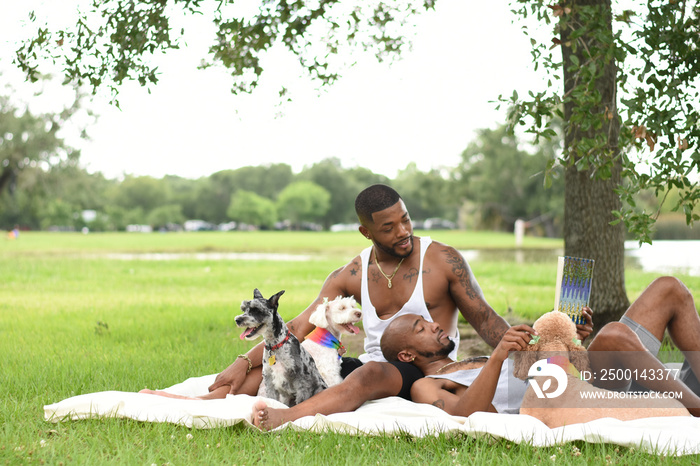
227, 189, 278, 228
16, 0, 435, 99
0, 96, 78, 196
277, 180, 331, 229
454, 125, 564, 236
507, 0, 699, 242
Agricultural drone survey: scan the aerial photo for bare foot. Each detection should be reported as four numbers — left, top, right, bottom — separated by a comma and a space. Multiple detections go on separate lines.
252, 399, 290, 431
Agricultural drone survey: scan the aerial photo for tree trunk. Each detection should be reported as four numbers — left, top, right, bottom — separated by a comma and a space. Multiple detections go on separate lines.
561, 0, 630, 330
0, 166, 14, 196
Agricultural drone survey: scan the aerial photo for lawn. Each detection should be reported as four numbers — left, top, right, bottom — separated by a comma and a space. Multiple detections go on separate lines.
1, 231, 698, 464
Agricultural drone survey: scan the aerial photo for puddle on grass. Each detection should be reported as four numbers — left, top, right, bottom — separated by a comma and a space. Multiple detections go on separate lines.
462, 240, 700, 277
97, 240, 699, 276
624, 240, 700, 277
459, 248, 563, 264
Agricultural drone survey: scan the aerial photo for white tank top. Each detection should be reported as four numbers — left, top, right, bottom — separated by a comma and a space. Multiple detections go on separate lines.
427, 359, 527, 414
358, 236, 459, 362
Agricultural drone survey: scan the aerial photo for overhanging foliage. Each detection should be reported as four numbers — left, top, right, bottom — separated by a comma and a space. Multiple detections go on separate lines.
505, 0, 699, 243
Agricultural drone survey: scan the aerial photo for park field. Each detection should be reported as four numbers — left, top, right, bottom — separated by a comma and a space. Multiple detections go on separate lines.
1, 231, 698, 464
1, 229, 563, 255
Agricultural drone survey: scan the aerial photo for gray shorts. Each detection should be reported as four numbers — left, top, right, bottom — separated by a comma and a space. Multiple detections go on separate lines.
619, 315, 662, 355
620, 315, 700, 394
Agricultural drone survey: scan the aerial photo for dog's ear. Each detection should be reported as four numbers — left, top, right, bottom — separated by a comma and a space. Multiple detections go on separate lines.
253, 288, 264, 299
268, 290, 285, 309
512, 345, 538, 380
569, 346, 592, 374
345, 295, 359, 309
309, 300, 329, 329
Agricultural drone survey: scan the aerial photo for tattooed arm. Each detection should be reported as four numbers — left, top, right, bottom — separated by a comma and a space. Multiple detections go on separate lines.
288, 256, 362, 339
441, 246, 510, 348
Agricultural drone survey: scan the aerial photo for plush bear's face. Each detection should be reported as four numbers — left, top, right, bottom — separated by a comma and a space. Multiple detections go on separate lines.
512, 310, 591, 380
532, 311, 579, 351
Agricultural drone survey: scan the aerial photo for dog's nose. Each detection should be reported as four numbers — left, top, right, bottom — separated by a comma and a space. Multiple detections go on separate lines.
354, 311, 362, 319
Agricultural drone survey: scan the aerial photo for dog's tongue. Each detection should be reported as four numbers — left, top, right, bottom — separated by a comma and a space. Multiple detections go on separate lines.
240, 327, 255, 340
345, 323, 361, 334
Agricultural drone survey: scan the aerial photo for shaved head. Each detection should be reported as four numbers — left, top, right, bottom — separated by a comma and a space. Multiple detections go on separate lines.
380, 314, 456, 363
380, 316, 414, 362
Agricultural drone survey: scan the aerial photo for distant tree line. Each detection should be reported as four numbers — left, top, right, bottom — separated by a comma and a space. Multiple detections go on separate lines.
2, 95, 691, 237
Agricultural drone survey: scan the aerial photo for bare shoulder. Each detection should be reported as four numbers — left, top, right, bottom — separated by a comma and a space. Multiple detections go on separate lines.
425, 239, 490, 309
333, 254, 363, 282
425, 238, 460, 258
415, 376, 461, 392
424, 240, 469, 276
291, 254, 364, 333
321, 254, 363, 300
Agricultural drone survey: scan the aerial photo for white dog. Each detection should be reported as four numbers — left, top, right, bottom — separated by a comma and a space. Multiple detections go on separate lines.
301, 296, 362, 387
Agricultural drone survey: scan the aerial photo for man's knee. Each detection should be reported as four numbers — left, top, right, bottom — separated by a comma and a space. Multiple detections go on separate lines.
648, 276, 692, 305
591, 321, 641, 351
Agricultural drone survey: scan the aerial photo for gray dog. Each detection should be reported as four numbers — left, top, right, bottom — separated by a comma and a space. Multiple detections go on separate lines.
236, 288, 327, 407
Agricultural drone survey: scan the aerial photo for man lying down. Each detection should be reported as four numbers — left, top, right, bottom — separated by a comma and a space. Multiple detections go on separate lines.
380, 309, 700, 427
379, 315, 531, 416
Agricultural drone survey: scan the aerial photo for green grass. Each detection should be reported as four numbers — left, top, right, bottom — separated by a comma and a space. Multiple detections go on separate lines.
0, 230, 562, 256
1, 231, 699, 464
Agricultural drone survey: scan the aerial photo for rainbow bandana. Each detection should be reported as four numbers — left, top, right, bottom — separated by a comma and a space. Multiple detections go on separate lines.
547, 354, 582, 379
304, 327, 345, 359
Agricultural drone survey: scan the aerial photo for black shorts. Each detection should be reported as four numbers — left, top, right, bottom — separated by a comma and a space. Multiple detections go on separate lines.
340, 357, 425, 400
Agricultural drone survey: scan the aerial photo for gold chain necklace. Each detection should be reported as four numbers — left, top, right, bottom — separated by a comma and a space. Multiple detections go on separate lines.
435, 360, 459, 374
435, 356, 488, 374
373, 248, 404, 289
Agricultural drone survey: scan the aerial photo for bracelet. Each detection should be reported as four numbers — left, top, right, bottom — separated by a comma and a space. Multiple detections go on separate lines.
237, 354, 253, 374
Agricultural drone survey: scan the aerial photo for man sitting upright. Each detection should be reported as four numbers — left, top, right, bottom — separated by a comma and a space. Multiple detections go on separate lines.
209, 184, 512, 430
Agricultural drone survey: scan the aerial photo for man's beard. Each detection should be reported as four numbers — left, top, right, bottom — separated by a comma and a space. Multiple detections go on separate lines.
374, 234, 414, 259
417, 339, 456, 359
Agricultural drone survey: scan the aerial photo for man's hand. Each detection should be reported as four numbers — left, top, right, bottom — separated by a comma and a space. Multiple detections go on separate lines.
576, 306, 594, 343
208, 358, 248, 395
492, 324, 537, 362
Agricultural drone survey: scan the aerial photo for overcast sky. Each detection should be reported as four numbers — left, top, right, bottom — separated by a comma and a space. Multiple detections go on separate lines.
1, 1, 548, 180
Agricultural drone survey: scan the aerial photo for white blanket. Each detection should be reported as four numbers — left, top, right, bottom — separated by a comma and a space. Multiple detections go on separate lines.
44, 374, 700, 456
